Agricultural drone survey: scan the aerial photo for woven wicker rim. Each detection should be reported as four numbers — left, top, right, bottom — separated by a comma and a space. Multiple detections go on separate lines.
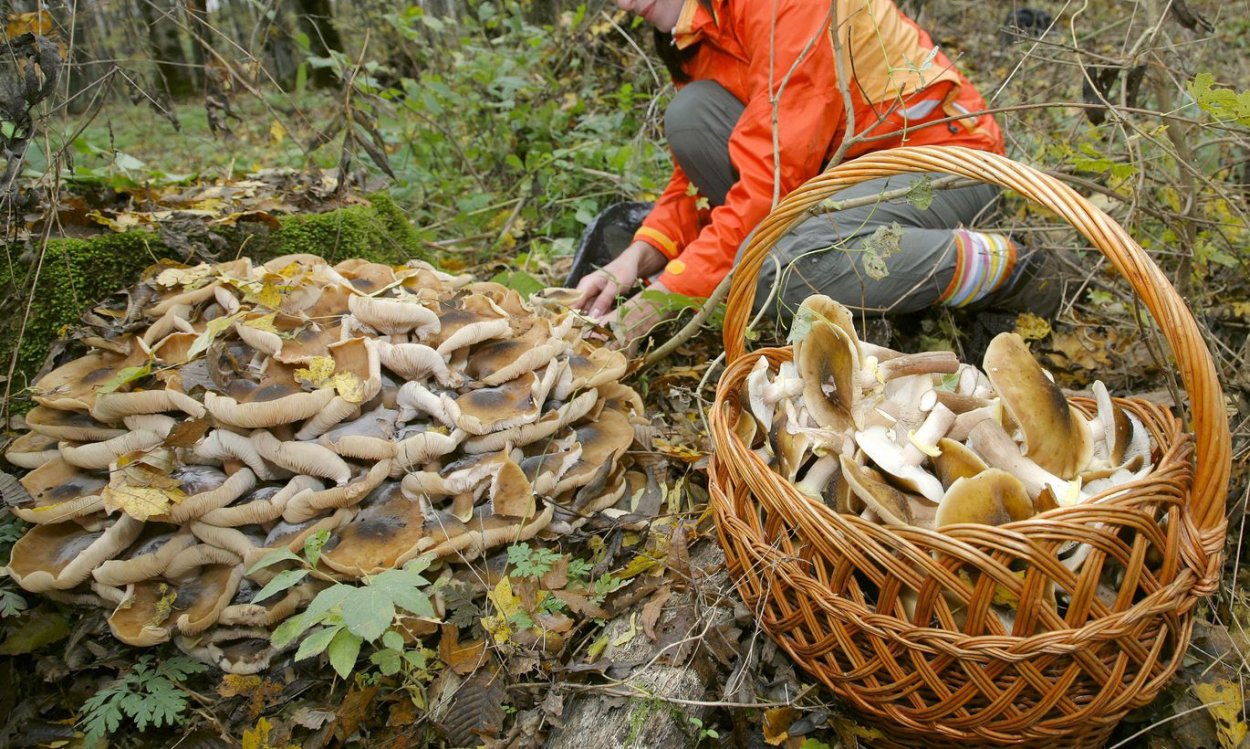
720, 146, 1230, 534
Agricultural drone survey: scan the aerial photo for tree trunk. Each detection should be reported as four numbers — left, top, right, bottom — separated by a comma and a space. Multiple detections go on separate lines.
138, 0, 195, 97
294, 0, 342, 88
260, 2, 302, 90
542, 540, 736, 749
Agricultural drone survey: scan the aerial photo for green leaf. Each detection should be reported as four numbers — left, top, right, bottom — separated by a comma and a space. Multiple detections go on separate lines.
245, 547, 302, 575
304, 529, 330, 568
271, 612, 311, 649
370, 569, 435, 619
0, 609, 68, 654
370, 646, 403, 676
327, 628, 363, 679
904, 175, 934, 210
97, 363, 152, 395
251, 568, 308, 604
490, 270, 545, 297
1188, 71, 1250, 125
303, 584, 354, 624
294, 625, 341, 662
342, 586, 396, 642
381, 630, 405, 650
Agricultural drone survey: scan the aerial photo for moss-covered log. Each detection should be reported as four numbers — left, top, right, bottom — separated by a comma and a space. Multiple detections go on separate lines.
0, 194, 427, 392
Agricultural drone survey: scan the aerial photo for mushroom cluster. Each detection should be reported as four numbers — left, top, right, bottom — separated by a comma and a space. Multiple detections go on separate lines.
4, 254, 642, 663
740, 295, 1154, 547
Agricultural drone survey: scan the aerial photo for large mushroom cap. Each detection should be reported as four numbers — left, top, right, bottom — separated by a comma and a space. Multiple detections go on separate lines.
319, 482, 430, 577
24, 406, 125, 442
32, 343, 149, 412
935, 469, 1035, 529
983, 333, 1092, 480
795, 297, 860, 432
9, 514, 143, 592
14, 458, 108, 523
839, 454, 935, 529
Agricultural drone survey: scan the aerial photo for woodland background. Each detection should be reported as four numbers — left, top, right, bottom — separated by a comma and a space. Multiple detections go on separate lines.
1, 0, 1249, 747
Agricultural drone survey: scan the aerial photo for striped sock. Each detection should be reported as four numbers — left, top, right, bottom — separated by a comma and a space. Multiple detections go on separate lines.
938, 230, 1018, 308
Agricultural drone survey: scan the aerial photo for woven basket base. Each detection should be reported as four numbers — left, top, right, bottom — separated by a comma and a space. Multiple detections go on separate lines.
711, 351, 1204, 747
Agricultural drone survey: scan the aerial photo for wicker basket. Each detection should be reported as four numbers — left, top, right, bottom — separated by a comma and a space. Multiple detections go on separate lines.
708, 146, 1231, 748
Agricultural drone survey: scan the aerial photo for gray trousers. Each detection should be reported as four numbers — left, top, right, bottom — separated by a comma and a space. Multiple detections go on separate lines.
666, 80, 1002, 320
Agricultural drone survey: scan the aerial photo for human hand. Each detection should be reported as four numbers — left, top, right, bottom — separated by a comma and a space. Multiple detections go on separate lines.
574, 241, 667, 319
607, 281, 674, 354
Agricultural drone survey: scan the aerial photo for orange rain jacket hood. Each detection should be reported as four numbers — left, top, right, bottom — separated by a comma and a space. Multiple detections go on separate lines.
635, 0, 1005, 298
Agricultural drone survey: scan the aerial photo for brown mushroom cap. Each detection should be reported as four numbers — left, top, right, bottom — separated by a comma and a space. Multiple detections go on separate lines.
109, 563, 243, 644
550, 408, 636, 496
935, 469, 1035, 529
429, 294, 512, 355
32, 344, 149, 412
933, 437, 988, 489
9, 514, 144, 592
13, 458, 108, 524
983, 333, 1092, 480
450, 371, 544, 436
24, 406, 126, 442
795, 309, 860, 432
4, 431, 60, 469
319, 482, 431, 577
839, 454, 935, 529
421, 501, 555, 561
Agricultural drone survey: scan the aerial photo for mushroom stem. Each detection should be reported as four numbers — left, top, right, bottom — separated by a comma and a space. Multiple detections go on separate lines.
795, 453, 841, 500
858, 351, 960, 388
967, 420, 1081, 505
932, 389, 992, 414
899, 402, 955, 465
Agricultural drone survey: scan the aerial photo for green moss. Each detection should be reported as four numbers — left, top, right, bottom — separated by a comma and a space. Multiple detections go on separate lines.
0, 194, 428, 391
238, 193, 427, 266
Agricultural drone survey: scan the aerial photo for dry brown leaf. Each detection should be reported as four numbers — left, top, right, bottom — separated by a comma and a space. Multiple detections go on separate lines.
640, 584, 672, 641
439, 625, 488, 675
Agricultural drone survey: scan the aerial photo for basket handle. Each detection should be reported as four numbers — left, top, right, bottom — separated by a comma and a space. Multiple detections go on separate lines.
723, 145, 1230, 533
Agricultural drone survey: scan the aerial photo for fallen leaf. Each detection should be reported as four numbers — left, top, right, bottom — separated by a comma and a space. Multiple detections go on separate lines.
640, 585, 672, 641
0, 609, 69, 655
1194, 679, 1248, 749
1013, 312, 1052, 341
763, 706, 800, 746
439, 625, 488, 675
610, 612, 638, 648
102, 484, 187, 521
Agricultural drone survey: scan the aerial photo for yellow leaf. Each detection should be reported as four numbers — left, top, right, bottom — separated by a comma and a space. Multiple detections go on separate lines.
329, 371, 366, 403
295, 356, 336, 387
7, 10, 55, 37
270, 119, 288, 145
1013, 312, 1052, 341
1195, 679, 1248, 749
187, 312, 244, 360
1231, 301, 1250, 318
149, 583, 176, 627
762, 706, 799, 746
610, 612, 637, 647
243, 313, 279, 334
479, 576, 525, 645
188, 197, 225, 213
102, 484, 187, 521
586, 633, 610, 661
241, 717, 298, 749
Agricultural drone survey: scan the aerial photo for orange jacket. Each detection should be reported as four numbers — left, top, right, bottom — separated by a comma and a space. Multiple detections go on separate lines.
636, 0, 1005, 298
